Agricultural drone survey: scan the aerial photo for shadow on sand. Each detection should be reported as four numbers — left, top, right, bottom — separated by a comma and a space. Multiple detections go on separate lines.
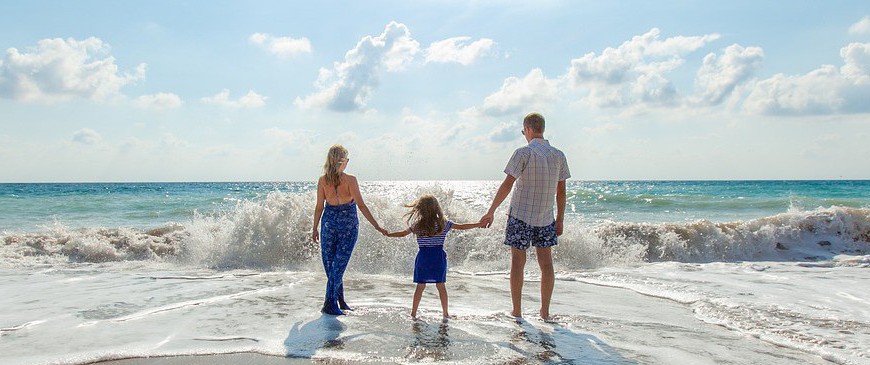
283, 314, 347, 358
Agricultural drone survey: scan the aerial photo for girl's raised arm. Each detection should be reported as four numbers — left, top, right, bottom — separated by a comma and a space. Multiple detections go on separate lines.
311, 178, 326, 242
348, 175, 385, 234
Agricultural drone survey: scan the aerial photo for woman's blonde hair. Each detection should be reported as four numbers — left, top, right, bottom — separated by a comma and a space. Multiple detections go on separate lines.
323, 145, 348, 188
405, 194, 446, 237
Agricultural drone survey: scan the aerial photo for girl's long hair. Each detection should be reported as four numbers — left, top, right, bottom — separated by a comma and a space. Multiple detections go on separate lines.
405, 194, 446, 237
322, 145, 348, 189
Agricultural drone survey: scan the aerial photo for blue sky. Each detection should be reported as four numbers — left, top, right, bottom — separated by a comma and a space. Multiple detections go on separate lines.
1, 1, 869, 182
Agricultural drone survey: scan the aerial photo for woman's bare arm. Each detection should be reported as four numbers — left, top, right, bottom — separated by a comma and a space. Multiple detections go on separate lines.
311, 178, 326, 242
385, 228, 412, 238
348, 175, 384, 233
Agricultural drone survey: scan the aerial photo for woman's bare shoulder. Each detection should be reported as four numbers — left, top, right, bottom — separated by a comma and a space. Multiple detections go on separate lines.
343, 174, 358, 183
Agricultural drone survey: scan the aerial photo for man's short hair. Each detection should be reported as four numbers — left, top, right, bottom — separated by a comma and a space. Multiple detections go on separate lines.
523, 113, 545, 133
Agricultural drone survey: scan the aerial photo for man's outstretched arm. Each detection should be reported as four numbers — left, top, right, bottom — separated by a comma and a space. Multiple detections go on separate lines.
480, 174, 516, 228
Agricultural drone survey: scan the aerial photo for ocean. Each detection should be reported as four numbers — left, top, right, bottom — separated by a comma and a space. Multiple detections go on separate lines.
1, 181, 868, 364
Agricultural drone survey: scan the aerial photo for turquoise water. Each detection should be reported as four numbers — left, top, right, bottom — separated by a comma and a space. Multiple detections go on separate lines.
1, 180, 867, 232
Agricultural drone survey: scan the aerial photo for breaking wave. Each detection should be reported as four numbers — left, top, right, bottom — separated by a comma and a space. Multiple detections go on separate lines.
2, 188, 868, 271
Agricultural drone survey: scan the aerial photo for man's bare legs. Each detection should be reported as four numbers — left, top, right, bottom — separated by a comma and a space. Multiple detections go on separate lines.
435, 283, 449, 318
510, 248, 527, 317
536, 247, 554, 320
511, 247, 554, 319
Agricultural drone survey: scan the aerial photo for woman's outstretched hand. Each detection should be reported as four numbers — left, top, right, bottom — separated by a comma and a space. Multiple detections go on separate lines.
311, 228, 319, 243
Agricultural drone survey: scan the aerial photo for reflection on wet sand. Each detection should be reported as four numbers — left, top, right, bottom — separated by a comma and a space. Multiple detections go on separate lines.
407, 319, 451, 360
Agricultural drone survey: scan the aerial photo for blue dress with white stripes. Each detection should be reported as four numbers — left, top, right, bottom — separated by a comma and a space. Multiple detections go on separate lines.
413, 221, 453, 283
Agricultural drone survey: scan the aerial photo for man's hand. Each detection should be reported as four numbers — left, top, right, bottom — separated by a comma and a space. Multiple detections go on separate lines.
479, 212, 494, 228
555, 220, 563, 236
311, 228, 319, 243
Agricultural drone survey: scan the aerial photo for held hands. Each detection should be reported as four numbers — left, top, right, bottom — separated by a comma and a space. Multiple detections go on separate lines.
479, 212, 494, 228
376, 226, 388, 236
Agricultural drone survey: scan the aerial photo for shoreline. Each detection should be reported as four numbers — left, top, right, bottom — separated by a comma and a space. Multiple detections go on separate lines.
91, 353, 314, 365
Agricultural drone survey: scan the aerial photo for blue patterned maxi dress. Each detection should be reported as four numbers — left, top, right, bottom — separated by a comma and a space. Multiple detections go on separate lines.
320, 200, 358, 315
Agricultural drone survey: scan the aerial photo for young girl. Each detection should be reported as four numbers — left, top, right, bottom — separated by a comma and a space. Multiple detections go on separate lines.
384, 194, 481, 319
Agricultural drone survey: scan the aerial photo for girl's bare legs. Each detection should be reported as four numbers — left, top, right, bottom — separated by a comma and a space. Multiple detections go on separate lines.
435, 283, 449, 318
411, 283, 426, 318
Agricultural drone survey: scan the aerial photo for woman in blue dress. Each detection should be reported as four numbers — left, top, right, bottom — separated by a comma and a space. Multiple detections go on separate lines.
384, 194, 482, 318
311, 145, 385, 315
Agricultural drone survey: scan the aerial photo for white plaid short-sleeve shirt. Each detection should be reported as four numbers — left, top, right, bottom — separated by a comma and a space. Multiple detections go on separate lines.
504, 138, 570, 227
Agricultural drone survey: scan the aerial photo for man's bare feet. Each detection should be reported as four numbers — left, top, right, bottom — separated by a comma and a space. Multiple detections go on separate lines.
511, 310, 522, 318
410, 310, 417, 318
540, 310, 550, 321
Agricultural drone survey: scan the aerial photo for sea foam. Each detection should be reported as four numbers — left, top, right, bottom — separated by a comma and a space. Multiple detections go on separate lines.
1, 188, 867, 271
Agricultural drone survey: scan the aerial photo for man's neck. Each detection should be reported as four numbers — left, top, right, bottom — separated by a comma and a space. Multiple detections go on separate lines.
526, 134, 545, 143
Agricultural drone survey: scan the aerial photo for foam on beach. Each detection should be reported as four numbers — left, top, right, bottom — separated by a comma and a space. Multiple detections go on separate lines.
2, 189, 867, 271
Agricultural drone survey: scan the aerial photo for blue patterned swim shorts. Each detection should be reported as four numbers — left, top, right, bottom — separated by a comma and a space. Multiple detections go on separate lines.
503, 215, 557, 250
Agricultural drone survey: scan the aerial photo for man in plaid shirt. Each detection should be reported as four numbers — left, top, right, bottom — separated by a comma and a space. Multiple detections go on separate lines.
480, 112, 570, 320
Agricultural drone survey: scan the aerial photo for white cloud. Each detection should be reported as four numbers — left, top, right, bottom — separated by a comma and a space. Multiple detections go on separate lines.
0, 37, 145, 102
72, 128, 101, 145
249, 33, 312, 57
159, 133, 188, 149
841, 42, 870, 80
567, 28, 719, 107
425, 37, 494, 65
694, 44, 764, 105
119, 137, 147, 152
488, 121, 521, 142
202, 89, 267, 108
401, 114, 427, 127
295, 21, 420, 112
849, 16, 870, 35
133, 92, 183, 109
481, 68, 559, 116
744, 42, 870, 115
264, 127, 316, 155
441, 123, 470, 144
582, 122, 623, 136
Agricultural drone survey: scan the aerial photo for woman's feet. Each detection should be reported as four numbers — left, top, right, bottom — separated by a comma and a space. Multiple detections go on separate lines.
321, 299, 345, 316
337, 294, 353, 311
